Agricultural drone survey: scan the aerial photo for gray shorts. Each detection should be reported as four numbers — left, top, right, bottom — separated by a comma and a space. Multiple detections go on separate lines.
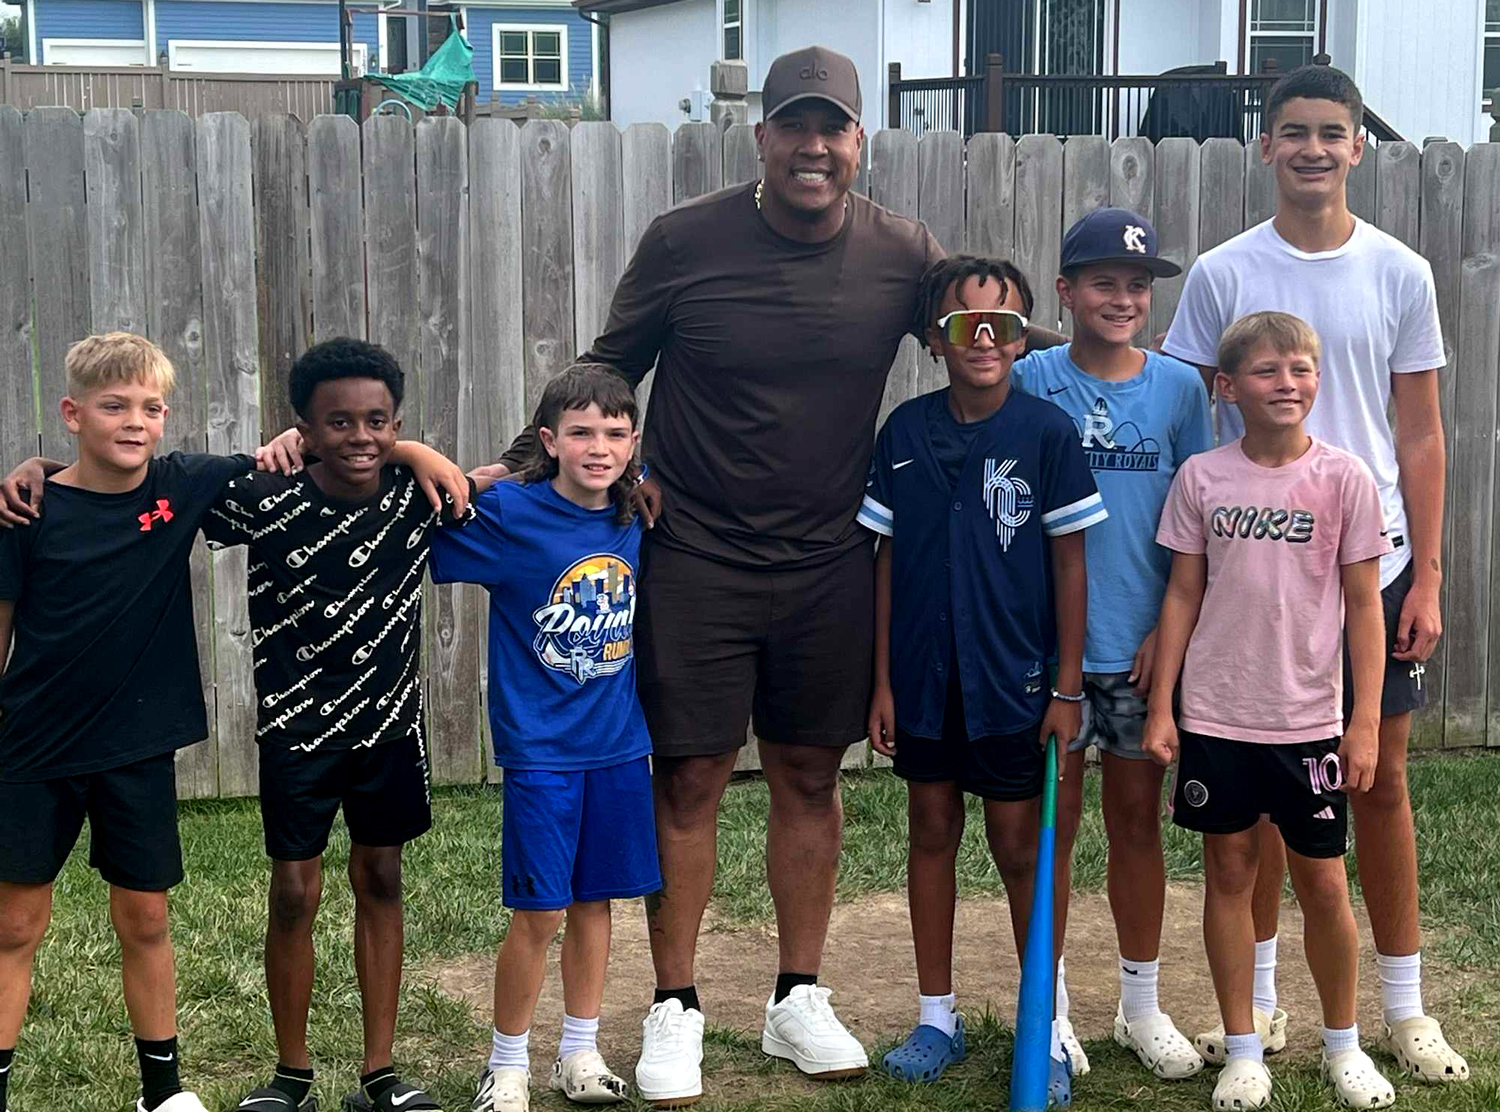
1068, 671, 1154, 761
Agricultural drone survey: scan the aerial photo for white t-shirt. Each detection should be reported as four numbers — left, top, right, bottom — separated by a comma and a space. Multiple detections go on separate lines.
1164, 217, 1445, 588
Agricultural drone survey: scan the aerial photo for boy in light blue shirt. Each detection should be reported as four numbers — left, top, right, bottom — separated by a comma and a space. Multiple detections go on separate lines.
1012, 208, 1212, 1083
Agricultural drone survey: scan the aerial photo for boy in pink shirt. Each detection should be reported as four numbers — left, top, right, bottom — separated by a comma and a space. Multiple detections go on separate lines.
1144, 311, 1395, 1112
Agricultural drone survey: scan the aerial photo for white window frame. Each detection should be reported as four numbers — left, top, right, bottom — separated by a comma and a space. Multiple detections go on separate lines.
41, 38, 149, 66
167, 39, 366, 75
1246, 0, 1318, 75
491, 22, 568, 92
721, 0, 742, 62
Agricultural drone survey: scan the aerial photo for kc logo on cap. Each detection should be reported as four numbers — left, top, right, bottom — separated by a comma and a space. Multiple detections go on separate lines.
1123, 225, 1147, 253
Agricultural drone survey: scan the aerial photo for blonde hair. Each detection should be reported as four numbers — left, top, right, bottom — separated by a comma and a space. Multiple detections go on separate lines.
1217, 311, 1321, 376
65, 332, 177, 399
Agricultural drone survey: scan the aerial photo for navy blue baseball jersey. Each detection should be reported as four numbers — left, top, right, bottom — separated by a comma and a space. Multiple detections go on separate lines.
859, 389, 1107, 739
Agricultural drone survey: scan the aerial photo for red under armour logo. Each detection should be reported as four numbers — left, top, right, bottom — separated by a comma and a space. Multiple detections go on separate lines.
138, 499, 174, 531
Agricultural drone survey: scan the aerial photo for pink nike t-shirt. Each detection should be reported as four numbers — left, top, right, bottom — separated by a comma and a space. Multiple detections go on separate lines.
1157, 438, 1393, 744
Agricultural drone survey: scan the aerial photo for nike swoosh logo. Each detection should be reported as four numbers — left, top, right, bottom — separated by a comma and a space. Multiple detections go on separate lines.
0, 1064, 8, 1074
239, 1100, 284, 1109
390, 1093, 423, 1108
1122, 967, 1139, 974
1047, 386, 1067, 396
143, 1053, 176, 1062
892, 459, 915, 470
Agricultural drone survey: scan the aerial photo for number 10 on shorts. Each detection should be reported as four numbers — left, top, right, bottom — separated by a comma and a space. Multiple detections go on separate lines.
1304, 753, 1343, 795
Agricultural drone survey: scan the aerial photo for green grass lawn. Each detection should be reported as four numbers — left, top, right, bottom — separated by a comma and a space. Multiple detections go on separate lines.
12, 751, 1500, 1111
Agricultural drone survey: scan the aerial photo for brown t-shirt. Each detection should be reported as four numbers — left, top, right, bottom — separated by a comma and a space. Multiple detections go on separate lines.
501, 181, 942, 569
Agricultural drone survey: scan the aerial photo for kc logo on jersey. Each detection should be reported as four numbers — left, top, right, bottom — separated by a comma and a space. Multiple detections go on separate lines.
983, 458, 1032, 553
532, 553, 638, 685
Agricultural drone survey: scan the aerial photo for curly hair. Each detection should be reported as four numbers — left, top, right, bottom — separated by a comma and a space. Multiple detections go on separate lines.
914, 255, 1036, 351
518, 363, 641, 525
289, 337, 405, 417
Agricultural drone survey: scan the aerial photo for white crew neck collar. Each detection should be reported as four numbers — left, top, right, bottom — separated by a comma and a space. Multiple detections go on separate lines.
1265, 215, 1363, 262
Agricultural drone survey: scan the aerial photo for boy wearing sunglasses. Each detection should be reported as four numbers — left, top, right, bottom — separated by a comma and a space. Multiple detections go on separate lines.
1009, 208, 1213, 1082
862, 256, 1105, 1100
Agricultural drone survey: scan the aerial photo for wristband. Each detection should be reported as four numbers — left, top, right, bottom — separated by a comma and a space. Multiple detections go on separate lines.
1050, 688, 1085, 704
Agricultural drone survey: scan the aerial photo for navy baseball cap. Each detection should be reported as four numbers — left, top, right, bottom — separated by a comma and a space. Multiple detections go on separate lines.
1060, 207, 1181, 278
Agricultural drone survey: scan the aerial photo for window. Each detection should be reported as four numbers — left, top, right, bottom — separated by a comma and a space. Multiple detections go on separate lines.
1247, 0, 1316, 75
722, 0, 741, 62
1486, 0, 1500, 93
493, 24, 568, 90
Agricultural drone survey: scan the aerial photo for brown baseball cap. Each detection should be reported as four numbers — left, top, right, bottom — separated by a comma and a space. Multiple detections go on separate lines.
763, 45, 862, 123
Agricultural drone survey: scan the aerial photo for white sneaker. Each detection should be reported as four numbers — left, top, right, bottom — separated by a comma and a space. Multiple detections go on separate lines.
761, 984, 869, 1078
472, 1066, 530, 1112
1379, 1015, 1470, 1083
1322, 1047, 1396, 1110
551, 1049, 629, 1104
1056, 1017, 1091, 1077
1212, 1057, 1273, 1111
634, 999, 705, 1106
138, 1096, 209, 1112
1195, 1007, 1288, 1065
1113, 1004, 1204, 1080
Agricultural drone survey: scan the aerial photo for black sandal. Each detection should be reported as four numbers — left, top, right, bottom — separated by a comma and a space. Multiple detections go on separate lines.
236, 1087, 318, 1112
342, 1081, 441, 1112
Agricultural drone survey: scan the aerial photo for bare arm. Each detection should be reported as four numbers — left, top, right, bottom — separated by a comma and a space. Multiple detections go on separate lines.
1142, 551, 1207, 765
867, 538, 896, 757
1025, 325, 1067, 352
1391, 368, 1445, 662
0, 458, 68, 528
1340, 556, 1385, 792
1037, 530, 1087, 771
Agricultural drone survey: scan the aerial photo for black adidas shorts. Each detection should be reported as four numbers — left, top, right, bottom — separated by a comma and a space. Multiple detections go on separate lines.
1172, 731, 1348, 859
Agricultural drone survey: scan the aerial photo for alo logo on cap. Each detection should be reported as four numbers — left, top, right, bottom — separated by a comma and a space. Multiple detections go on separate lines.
1122, 225, 1147, 253
800, 65, 830, 80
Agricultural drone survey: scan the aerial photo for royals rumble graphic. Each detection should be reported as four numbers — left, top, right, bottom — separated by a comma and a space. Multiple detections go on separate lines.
532, 553, 638, 685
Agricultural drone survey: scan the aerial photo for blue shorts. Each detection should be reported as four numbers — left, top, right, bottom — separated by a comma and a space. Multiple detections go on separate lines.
500, 755, 662, 910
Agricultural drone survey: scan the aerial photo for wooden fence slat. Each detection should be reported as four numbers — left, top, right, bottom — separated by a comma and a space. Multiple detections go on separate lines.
916, 131, 964, 395
363, 115, 420, 410
83, 109, 146, 337
672, 120, 722, 203
1374, 141, 1420, 250
1060, 135, 1110, 332
253, 114, 310, 439
1198, 138, 1246, 254
142, 109, 216, 798
966, 131, 1015, 258
1243, 142, 1275, 227
869, 128, 919, 431
24, 106, 89, 459
1151, 137, 1201, 343
571, 122, 626, 356
197, 112, 261, 797
1109, 136, 1155, 220
1346, 148, 1377, 223
620, 122, 672, 420
308, 114, 366, 342
0, 107, 34, 465
520, 120, 576, 417
1013, 134, 1064, 333
722, 122, 758, 186
416, 117, 481, 785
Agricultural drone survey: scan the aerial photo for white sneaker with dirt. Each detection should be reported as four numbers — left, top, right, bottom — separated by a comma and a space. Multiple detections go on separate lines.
551, 1049, 629, 1104
1113, 1004, 1204, 1079
1212, 1057, 1273, 1111
1057, 1017, 1090, 1077
138, 1095, 209, 1112
1379, 1016, 1470, 1084
472, 1067, 530, 1112
634, 999, 705, 1107
761, 985, 869, 1078
1322, 1047, 1396, 1109
1195, 1007, 1288, 1065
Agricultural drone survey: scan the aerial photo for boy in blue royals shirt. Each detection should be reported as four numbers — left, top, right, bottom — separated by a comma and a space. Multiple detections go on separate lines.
862, 256, 1106, 1101
1010, 208, 1213, 1082
429, 365, 661, 1112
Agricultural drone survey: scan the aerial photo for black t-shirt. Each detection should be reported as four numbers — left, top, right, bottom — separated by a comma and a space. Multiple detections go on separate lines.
200, 464, 472, 752
0, 452, 254, 782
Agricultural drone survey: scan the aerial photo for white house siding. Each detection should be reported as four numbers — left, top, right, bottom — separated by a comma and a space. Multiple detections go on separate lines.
606, 0, 716, 127
883, 0, 956, 81
1346, 0, 1484, 145
1116, 0, 1213, 74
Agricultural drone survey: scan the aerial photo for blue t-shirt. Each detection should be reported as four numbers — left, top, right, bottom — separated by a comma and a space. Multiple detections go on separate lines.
858, 389, 1107, 739
428, 480, 652, 771
1013, 347, 1213, 673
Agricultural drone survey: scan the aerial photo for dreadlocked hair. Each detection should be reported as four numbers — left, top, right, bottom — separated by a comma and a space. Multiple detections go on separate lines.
518, 362, 642, 525
914, 255, 1036, 350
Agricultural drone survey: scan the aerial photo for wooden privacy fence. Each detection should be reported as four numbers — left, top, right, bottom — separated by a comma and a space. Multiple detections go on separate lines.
0, 107, 1493, 798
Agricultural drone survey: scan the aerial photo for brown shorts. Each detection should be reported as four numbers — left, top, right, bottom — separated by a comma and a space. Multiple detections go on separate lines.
636, 538, 874, 757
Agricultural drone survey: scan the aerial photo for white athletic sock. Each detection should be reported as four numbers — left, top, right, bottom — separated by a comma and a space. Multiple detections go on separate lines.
489, 1028, 530, 1073
1049, 1019, 1064, 1063
1322, 1024, 1359, 1056
1055, 956, 1070, 1020
558, 1014, 599, 1059
1376, 951, 1424, 1024
1119, 956, 1161, 1022
918, 992, 958, 1038
1253, 935, 1278, 1016
1223, 1031, 1265, 1065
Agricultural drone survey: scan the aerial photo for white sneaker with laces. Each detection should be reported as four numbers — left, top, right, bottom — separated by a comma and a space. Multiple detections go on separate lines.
634, 998, 705, 1106
551, 1049, 629, 1104
1195, 1007, 1288, 1065
1379, 1015, 1470, 1083
1113, 1004, 1204, 1080
1056, 1017, 1090, 1077
1212, 1057, 1273, 1111
472, 1066, 530, 1112
138, 1095, 209, 1112
1322, 1047, 1396, 1109
761, 984, 869, 1078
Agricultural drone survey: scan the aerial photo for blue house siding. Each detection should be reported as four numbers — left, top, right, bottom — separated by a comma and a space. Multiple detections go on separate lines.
465, 6, 592, 106
155, 1, 378, 63
36, 0, 145, 45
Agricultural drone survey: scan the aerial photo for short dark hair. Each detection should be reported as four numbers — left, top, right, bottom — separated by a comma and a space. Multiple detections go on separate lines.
289, 337, 405, 417
1263, 64, 1363, 135
915, 255, 1036, 350
519, 363, 641, 524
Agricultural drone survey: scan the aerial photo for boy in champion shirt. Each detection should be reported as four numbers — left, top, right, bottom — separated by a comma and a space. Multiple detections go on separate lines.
1145, 312, 1395, 1112
861, 257, 1106, 1100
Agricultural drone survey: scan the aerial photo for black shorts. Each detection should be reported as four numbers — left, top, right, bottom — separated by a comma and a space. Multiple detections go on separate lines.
258, 733, 433, 861
0, 751, 183, 890
1172, 731, 1348, 859
1343, 559, 1428, 721
892, 670, 1044, 802
636, 539, 873, 757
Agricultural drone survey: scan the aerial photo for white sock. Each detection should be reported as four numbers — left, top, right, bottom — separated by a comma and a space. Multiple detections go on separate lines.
1253, 935, 1278, 1016
558, 1013, 599, 1059
918, 992, 958, 1037
1055, 956, 1070, 1020
1323, 1023, 1360, 1056
1119, 956, 1161, 1022
1376, 951, 1424, 1024
489, 1027, 530, 1073
1050, 1018, 1064, 1062
1223, 1031, 1264, 1065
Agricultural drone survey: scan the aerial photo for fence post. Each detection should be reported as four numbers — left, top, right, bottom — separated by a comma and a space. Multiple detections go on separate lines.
1, 54, 10, 108
157, 62, 170, 110
984, 52, 1004, 133
887, 62, 900, 130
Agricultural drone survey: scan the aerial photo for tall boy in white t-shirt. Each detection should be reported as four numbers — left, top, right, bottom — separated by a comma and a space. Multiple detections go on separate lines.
1162, 64, 1465, 1085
